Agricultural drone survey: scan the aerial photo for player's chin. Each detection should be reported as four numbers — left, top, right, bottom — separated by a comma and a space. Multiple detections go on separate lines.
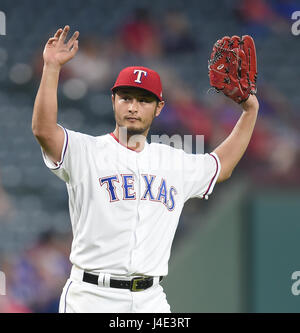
126, 126, 146, 136
125, 123, 148, 136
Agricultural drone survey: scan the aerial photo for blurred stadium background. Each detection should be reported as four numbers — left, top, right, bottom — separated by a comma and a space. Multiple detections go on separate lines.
0, 0, 299, 312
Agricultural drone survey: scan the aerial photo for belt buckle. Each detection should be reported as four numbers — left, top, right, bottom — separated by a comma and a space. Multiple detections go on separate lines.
130, 277, 145, 292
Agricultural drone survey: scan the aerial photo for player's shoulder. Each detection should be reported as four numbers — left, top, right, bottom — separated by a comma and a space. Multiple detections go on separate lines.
64, 126, 111, 146
96, 132, 113, 148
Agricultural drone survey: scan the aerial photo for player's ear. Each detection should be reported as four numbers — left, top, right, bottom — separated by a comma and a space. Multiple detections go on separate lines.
155, 101, 165, 117
111, 94, 115, 111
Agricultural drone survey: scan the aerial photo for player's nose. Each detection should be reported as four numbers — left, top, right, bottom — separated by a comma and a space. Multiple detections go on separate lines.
128, 98, 139, 113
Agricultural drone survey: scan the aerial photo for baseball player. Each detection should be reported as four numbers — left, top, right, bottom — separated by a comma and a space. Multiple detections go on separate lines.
32, 26, 259, 313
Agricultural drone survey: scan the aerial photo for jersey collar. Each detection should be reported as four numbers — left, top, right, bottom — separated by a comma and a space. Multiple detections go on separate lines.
109, 132, 148, 153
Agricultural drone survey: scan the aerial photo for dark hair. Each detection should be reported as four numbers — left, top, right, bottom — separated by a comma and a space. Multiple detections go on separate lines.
112, 87, 160, 105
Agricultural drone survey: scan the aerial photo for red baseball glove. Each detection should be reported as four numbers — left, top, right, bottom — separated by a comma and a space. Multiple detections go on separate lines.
208, 35, 257, 104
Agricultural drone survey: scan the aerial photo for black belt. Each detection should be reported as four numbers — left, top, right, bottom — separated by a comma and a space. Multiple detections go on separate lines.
83, 272, 163, 292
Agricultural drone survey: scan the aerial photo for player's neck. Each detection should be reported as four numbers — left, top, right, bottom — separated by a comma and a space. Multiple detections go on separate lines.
112, 128, 147, 152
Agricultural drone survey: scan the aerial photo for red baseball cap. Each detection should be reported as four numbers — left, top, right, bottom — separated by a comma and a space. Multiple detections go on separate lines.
111, 66, 163, 101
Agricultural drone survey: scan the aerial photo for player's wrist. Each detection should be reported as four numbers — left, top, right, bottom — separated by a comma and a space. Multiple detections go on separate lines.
241, 94, 259, 113
43, 62, 62, 73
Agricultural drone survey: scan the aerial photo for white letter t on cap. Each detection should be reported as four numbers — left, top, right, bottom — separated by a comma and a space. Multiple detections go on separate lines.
134, 70, 147, 84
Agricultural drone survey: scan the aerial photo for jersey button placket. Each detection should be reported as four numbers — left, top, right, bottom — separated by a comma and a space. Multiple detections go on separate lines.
129, 153, 140, 273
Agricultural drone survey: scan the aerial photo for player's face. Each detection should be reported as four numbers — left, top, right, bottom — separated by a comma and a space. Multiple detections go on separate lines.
112, 88, 164, 136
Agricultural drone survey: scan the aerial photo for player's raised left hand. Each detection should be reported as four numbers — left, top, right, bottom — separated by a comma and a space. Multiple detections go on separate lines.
208, 35, 257, 105
43, 25, 79, 70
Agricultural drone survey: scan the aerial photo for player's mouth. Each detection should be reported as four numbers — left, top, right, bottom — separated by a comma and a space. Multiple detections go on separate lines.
125, 116, 140, 122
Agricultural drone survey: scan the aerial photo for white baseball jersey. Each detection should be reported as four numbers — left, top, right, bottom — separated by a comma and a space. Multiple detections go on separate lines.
42, 126, 221, 277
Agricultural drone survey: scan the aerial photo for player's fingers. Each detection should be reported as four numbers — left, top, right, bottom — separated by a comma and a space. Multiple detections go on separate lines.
58, 25, 70, 43
67, 31, 80, 48
47, 37, 58, 45
54, 28, 63, 39
70, 40, 79, 55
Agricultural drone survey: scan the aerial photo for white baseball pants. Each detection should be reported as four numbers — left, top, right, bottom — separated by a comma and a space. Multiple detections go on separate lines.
59, 266, 171, 313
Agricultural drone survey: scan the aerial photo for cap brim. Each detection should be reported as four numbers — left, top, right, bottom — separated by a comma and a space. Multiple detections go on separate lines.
111, 85, 162, 101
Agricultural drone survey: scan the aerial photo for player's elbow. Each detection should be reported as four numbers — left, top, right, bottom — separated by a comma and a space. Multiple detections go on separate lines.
32, 125, 45, 140
32, 123, 55, 141
32, 126, 55, 150
217, 169, 232, 183
31, 123, 39, 137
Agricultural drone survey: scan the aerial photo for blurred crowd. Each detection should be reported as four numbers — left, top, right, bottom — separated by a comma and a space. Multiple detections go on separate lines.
0, 230, 71, 313
0, 1, 300, 312
234, 0, 299, 37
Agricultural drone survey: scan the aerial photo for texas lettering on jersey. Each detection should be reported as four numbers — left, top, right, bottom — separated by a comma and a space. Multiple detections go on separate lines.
99, 173, 177, 211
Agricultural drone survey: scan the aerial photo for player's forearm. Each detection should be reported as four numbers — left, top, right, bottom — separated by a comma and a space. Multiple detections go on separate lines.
32, 64, 61, 136
213, 96, 259, 181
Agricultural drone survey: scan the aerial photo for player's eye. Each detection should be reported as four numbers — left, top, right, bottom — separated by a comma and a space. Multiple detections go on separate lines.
139, 97, 151, 103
